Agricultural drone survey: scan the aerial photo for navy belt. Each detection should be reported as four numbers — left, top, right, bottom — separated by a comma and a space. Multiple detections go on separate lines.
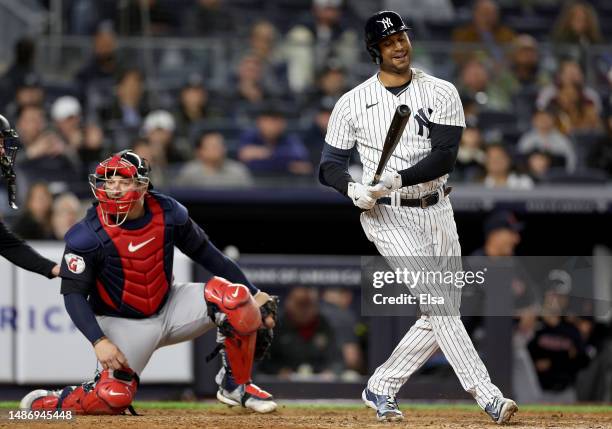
376, 187, 452, 208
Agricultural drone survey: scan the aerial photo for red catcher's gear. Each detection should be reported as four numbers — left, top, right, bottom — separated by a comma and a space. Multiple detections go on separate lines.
30, 368, 138, 415
205, 277, 262, 384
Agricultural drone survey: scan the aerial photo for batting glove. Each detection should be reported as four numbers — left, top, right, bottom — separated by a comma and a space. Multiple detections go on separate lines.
348, 182, 376, 210
367, 172, 403, 199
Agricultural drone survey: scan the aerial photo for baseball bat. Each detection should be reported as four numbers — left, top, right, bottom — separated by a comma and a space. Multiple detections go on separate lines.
370, 104, 411, 185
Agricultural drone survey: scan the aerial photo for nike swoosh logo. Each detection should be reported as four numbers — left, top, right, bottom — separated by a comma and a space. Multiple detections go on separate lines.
107, 391, 125, 397
231, 286, 240, 298
128, 237, 156, 253
366, 102, 378, 110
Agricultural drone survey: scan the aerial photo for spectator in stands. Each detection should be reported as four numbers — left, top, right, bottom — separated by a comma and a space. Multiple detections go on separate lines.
174, 74, 222, 143
15, 105, 80, 186
302, 61, 347, 113
517, 109, 576, 172
244, 21, 289, 96
182, 0, 235, 37
75, 22, 120, 100
471, 210, 523, 257
483, 143, 533, 189
548, 82, 603, 135
131, 138, 166, 187
258, 287, 342, 378
452, 0, 515, 66
238, 105, 312, 176
453, 126, 486, 182
525, 150, 553, 183
551, 0, 602, 67
79, 123, 107, 167
285, 0, 358, 93
302, 99, 334, 165
506, 35, 549, 131
12, 183, 54, 240
537, 60, 601, 114
50, 193, 82, 240
176, 131, 253, 188
0, 38, 37, 106
15, 105, 46, 155
458, 59, 512, 112
320, 288, 364, 375
528, 282, 590, 403
142, 110, 188, 166
3, 74, 46, 123
98, 68, 148, 141
230, 55, 270, 120
51, 96, 84, 155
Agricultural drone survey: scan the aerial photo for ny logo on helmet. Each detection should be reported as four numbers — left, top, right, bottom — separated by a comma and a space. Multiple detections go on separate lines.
377, 17, 393, 31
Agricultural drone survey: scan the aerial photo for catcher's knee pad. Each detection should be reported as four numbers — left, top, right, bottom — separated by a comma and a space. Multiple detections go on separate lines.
205, 277, 262, 384
50, 369, 138, 415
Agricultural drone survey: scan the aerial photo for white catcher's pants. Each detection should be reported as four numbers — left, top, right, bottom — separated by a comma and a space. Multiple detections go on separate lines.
361, 195, 503, 409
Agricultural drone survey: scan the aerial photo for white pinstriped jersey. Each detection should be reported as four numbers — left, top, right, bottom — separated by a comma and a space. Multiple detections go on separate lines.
325, 68, 465, 198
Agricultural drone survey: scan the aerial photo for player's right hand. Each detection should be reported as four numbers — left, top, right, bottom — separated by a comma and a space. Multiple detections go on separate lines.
94, 337, 130, 370
348, 182, 376, 210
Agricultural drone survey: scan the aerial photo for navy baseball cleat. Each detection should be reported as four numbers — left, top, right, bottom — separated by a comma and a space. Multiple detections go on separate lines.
362, 388, 404, 422
485, 397, 518, 424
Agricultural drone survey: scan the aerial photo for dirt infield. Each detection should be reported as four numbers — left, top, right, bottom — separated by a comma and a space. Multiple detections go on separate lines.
2, 405, 611, 429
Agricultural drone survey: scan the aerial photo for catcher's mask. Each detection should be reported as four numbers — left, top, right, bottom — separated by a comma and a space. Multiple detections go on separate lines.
0, 114, 20, 176
89, 150, 151, 227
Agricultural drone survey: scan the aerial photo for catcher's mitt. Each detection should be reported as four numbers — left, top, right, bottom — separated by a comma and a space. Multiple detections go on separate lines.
254, 294, 279, 361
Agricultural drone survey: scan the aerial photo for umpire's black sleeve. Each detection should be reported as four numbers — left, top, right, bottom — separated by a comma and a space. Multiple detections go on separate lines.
398, 124, 462, 187
318, 143, 355, 196
0, 220, 56, 278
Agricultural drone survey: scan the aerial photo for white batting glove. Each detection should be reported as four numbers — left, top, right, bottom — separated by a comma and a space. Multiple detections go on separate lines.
367, 173, 403, 199
347, 182, 376, 210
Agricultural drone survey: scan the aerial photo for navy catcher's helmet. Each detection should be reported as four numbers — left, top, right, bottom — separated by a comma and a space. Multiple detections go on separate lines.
365, 11, 409, 65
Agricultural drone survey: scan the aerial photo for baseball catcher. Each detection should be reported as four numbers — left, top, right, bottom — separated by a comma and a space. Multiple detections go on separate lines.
20, 150, 278, 414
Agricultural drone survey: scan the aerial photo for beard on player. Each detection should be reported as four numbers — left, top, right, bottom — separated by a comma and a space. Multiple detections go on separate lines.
378, 32, 412, 77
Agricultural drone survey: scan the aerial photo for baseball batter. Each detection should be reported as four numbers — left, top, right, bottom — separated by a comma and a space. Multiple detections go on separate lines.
319, 11, 518, 424
20, 150, 278, 415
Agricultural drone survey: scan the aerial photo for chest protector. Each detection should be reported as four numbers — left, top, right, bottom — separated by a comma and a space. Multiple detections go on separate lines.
94, 194, 172, 316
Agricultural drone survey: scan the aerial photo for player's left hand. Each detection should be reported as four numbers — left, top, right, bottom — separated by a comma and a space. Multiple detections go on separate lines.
51, 265, 60, 278
367, 172, 402, 199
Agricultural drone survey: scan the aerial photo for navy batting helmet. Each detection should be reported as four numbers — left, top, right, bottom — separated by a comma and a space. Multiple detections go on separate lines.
364, 11, 409, 65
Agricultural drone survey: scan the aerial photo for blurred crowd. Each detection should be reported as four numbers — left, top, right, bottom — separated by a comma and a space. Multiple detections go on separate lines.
0, 0, 609, 215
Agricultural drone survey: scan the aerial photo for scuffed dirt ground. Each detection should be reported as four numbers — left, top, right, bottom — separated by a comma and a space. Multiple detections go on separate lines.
2, 406, 611, 429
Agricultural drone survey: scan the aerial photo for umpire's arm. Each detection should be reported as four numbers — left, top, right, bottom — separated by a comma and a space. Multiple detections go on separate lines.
0, 220, 57, 278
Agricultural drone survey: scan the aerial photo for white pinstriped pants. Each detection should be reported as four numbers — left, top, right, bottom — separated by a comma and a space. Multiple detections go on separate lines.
360, 196, 503, 409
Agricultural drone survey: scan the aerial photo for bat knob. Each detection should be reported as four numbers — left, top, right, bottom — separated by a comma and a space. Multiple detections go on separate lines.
398, 104, 411, 116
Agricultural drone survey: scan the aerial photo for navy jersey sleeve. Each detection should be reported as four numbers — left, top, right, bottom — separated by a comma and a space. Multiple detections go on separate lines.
59, 222, 100, 295
64, 293, 105, 344
170, 198, 258, 294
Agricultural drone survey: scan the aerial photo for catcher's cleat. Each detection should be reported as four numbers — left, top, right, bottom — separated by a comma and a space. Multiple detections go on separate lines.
362, 388, 404, 422
20, 389, 63, 410
485, 397, 518, 424
216, 382, 277, 413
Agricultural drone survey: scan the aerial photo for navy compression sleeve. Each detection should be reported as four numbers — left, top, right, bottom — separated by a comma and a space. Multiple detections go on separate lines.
318, 143, 354, 196
64, 293, 105, 344
398, 124, 462, 187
